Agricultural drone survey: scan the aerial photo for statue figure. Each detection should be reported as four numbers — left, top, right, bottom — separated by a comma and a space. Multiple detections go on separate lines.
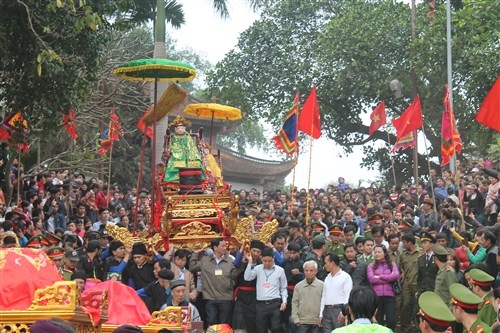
163, 116, 203, 182
202, 144, 223, 188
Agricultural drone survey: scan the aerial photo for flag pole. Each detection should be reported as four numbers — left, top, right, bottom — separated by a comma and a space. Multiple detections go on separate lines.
386, 132, 397, 186
107, 144, 113, 202
305, 135, 313, 225
289, 93, 300, 212
421, 123, 437, 207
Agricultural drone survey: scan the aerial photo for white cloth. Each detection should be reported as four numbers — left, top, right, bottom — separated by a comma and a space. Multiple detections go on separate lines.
319, 269, 352, 316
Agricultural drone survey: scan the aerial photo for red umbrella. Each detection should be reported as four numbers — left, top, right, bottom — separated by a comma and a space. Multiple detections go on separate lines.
0, 248, 63, 310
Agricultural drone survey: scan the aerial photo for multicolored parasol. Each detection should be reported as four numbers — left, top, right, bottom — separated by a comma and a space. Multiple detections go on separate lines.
183, 103, 242, 145
114, 58, 197, 230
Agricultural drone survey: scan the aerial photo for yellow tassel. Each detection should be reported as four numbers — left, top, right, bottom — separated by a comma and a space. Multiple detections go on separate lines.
143, 84, 187, 125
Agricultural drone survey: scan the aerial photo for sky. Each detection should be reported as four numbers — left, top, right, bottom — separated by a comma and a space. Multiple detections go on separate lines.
170, 1, 380, 189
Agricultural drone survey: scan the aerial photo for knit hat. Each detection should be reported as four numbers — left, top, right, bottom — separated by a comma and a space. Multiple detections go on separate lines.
108, 241, 124, 254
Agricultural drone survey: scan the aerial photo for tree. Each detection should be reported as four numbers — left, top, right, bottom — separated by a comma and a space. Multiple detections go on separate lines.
204, 0, 500, 184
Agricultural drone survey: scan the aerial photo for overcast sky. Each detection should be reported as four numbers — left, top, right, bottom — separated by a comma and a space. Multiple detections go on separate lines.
170, 1, 380, 189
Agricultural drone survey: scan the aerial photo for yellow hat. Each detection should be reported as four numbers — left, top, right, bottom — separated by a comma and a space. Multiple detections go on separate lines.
168, 116, 191, 127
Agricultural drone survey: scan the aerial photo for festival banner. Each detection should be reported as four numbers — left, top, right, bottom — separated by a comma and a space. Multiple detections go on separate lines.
392, 96, 423, 140
391, 130, 417, 153
475, 75, 500, 132
272, 92, 299, 155
369, 101, 386, 135
441, 84, 462, 166
99, 108, 123, 156
298, 86, 321, 139
63, 107, 78, 140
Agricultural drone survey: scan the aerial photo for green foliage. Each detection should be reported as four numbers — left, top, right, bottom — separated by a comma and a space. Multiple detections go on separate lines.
205, 0, 500, 184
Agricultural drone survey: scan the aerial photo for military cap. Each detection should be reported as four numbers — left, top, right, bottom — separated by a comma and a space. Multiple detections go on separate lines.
311, 222, 325, 232
46, 246, 65, 260
65, 249, 80, 262
25, 235, 42, 248
311, 235, 326, 247
450, 283, 483, 309
46, 233, 62, 246
39, 235, 52, 247
418, 291, 455, 327
288, 220, 300, 229
399, 218, 414, 229
431, 244, 450, 256
367, 213, 383, 224
469, 268, 494, 287
85, 231, 101, 240
170, 279, 186, 290
420, 231, 436, 243
328, 224, 343, 235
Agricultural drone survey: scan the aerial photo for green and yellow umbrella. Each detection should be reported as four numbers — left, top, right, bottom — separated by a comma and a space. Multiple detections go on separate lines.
114, 58, 197, 230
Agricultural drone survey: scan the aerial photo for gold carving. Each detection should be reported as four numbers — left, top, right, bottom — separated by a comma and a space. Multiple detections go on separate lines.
1, 323, 30, 333
28, 281, 77, 311
149, 306, 191, 329
172, 209, 216, 218
105, 225, 161, 250
232, 217, 253, 246
175, 222, 218, 237
256, 219, 280, 244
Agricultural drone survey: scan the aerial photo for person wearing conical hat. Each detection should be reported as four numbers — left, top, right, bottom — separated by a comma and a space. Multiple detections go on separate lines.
469, 268, 496, 326
417, 291, 455, 333
450, 283, 492, 333
163, 115, 203, 182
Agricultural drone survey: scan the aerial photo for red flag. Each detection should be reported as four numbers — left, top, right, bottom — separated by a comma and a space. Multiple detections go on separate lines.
392, 96, 423, 140
441, 84, 462, 166
109, 108, 123, 140
392, 130, 417, 153
369, 101, 386, 135
137, 107, 153, 139
63, 107, 78, 139
298, 86, 321, 139
475, 75, 500, 131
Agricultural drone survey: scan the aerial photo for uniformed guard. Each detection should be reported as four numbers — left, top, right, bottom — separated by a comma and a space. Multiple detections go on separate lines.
470, 268, 496, 327
46, 246, 65, 274
450, 283, 492, 333
326, 224, 345, 259
417, 291, 455, 333
62, 249, 81, 281
310, 222, 326, 238
417, 231, 439, 296
432, 243, 457, 304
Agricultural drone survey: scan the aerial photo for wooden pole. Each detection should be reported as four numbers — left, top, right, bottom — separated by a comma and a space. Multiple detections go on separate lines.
386, 132, 398, 186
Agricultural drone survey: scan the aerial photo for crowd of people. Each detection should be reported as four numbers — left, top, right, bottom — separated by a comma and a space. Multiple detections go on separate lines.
2, 156, 500, 333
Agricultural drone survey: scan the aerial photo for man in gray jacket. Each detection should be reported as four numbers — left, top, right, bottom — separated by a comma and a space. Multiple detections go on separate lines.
189, 238, 235, 326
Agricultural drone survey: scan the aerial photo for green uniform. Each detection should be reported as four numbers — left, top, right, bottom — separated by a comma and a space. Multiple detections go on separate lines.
478, 290, 496, 327
434, 264, 457, 304
326, 241, 345, 260
332, 323, 392, 333
467, 317, 492, 333
417, 252, 439, 294
358, 253, 374, 264
399, 246, 422, 333
62, 267, 74, 281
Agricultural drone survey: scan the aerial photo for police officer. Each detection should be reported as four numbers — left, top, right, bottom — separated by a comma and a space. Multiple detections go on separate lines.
417, 232, 439, 296
469, 268, 496, 326
450, 283, 492, 333
432, 244, 457, 304
417, 291, 455, 333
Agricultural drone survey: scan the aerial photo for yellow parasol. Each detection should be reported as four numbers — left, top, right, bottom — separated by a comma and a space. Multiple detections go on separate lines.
183, 103, 242, 145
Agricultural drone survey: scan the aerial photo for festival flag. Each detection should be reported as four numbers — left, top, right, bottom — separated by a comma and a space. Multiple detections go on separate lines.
392, 95, 423, 140
99, 109, 123, 156
298, 86, 321, 139
137, 107, 153, 139
63, 107, 78, 140
369, 101, 386, 135
272, 92, 299, 155
441, 84, 462, 166
475, 75, 500, 131
1, 111, 30, 152
392, 130, 417, 153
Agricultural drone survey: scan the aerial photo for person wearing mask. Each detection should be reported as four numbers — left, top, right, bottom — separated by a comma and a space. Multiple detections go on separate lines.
367, 244, 400, 330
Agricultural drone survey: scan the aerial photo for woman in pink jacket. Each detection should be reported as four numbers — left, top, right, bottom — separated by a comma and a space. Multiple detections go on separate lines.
367, 244, 400, 330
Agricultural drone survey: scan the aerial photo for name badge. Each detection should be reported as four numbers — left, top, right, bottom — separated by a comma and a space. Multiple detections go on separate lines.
263, 281, 270, 288
215, 269, 223, 276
